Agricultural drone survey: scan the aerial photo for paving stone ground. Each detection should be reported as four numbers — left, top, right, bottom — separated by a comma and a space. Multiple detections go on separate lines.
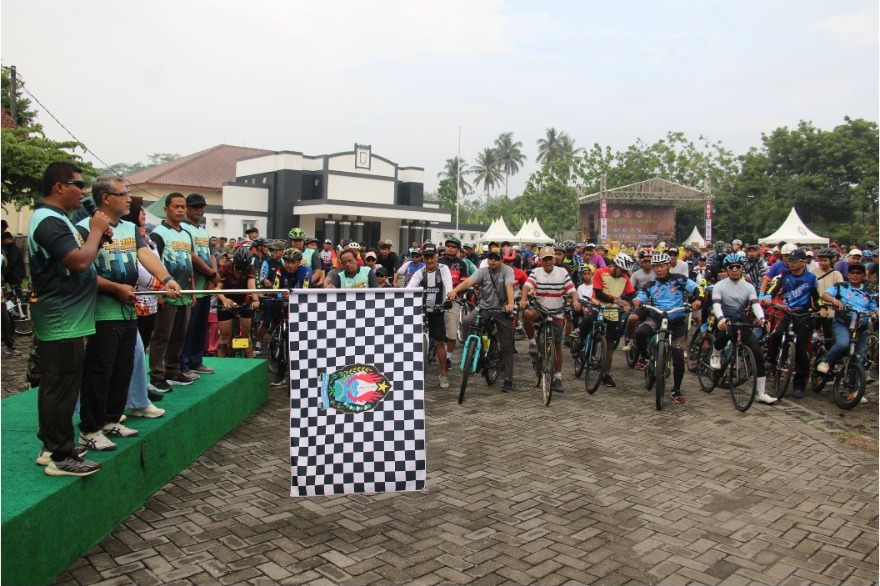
2, 331, 877, 585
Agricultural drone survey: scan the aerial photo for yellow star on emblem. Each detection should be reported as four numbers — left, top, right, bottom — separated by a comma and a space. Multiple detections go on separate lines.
378, 381, 389, 392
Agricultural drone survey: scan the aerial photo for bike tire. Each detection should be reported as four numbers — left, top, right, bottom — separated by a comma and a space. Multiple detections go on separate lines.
625, 342, 639, 368
585, 334, 606, 395
458, 341, 477, 404
772, 341, 795, 400
655, 340, 668, 411
864, 333, 878, 374
267, 336, 281, 373
810, 345, 828, 393
687, 332, 710, 373
696, 338, 718, 393
457, 306, 468, 344
484, 337, 500, 386
573, 334, 586, 379
730, 345, 757, 412
832, 360, 866, 410
13, 318, 33, 336
541, 332, 554, 406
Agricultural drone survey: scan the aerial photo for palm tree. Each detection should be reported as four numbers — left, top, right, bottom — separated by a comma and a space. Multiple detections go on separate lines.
536, 127, 563, 165
471, 147, 504, 200
494, 132, 526, 197
437, 156, 472, 194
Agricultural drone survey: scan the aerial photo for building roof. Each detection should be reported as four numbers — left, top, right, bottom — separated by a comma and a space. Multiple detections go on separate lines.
578, 177, 706, 204
124, 144, 272, 190
1, 109, 17, 129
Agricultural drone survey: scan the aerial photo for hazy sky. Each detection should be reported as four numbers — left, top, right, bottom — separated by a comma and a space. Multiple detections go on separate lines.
2, 0, 877, 197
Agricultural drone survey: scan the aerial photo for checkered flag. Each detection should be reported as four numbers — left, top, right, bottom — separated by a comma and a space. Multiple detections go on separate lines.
288, 288, 426, 496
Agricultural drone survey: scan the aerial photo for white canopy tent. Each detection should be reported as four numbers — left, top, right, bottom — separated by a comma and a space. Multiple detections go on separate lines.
758, 207, 829, 246
514, 218, 553, 245
682, 226, 706, 248
479, 217, 517, 244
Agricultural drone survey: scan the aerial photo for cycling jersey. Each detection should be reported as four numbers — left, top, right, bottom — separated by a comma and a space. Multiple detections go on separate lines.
768, 270, 818, 312
150, 222, 194, 306
440, 256, 469, 288
409, 264, 452, 308
636, 275, 700, 319
826, 282, 878, 327
396, 259, 425, 286
711, 277, 760, 322
183, 222, 212, 296
75, 218, 144, 321
260, 257, 284, 289
279, 266, 312, 290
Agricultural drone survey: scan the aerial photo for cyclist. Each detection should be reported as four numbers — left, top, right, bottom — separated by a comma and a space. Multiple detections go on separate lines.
328, 247, 376, 288
440, 237, 471, 366
760, 243, 797, 294
269, 248, 312, 387
742, 244, 768, 286
395, 249, 424, 287
583, 243, 607, 269
576, 252, 637, 387
763, 247, 820, 398
215, 247, 259, 358
520, 246, 581, 393
811, 247, 844, 343
632, 252, 703, 404
815, 261, 878, 376
561, 241, 581, 285
409, 244, 453, 388
448, 247, 516, 393
710, 253, 777, 404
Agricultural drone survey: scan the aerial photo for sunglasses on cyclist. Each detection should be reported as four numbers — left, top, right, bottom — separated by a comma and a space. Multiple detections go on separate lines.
727, 264, 743, 270
487, 253, 502, 261
60, 180, 87, 189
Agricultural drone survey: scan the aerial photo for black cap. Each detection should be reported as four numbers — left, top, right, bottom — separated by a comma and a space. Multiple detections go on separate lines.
375, 267, 388, 277
788, 248, 808, 262
422, 245, 438, 256
186, 193, 207, 207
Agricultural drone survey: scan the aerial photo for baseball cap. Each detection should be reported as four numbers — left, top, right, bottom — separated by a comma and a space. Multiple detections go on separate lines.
787, 248, 808, 262
539, 246, 555, 259
185, 193, 206, 207
422, 245, 438, 256
364, 252, 377, 261
585, 242, 596, 249
849, 248, 863, 257
324, 239, 332, 244
384, 239, 394, 246
375, 266, 388, 277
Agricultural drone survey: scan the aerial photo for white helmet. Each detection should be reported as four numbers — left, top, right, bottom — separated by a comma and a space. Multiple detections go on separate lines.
651, 252, 671, 265
781, 243, 798, 255
613, 252, 635, 271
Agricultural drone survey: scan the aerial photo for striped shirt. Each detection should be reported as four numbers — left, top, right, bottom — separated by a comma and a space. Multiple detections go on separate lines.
524, 266, 574, 313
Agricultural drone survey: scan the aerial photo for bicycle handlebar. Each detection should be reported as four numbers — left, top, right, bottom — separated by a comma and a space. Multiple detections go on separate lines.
642, 304, 690, 317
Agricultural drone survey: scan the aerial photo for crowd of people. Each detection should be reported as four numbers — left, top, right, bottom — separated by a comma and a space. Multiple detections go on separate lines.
12, 160, 879, 478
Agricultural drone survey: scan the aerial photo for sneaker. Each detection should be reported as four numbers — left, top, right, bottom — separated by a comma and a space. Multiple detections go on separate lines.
102, 422, 139, 438
710, 354, 722, 370
792, 387, 805, 399
671, 389, 686, 404
36, 446, 88, 466
148, 391, 164, 402
756, 393, 778, 405
78, 430, 117, 451
446, 357, 452, 370
166, 373, 193, 386
601, 374, 616, 388
192, 364, 215, 374
552, 377, 564, 393
45, 456, 101, 477
815, 362, 830, 374
181, 371, 201, 381
502, 379, 513, 393
528, 342, 538, 357
634, 359, 647, 371
3, 346, 22, 356
439, 376, 449, 388
149, 379, 172, 393
622, 339, 634, 352
270, 376, 288, 387
118, 414, 127, 423
129, 404, 166, 418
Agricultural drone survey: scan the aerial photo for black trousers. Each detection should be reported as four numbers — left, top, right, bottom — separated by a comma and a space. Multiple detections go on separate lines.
80, 320, 138, 433
36, 337, 86, 461
636, 317, 688, 390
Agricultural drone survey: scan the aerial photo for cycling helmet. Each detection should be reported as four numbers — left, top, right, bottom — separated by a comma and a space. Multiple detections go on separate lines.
651, 252, 671, 265
288, 227, 306, 240
613, 252, 635, 271
305, 237, 319, 245
553, 242, 564, 251
732, 239, 743, 246
252, 237, 268, 248
282, 247, 302, 263
445, 237, 461, 248
233, 238, 252, 250
714, 241, 726, 252
865, 240, 877, 248
233, 246, 252, 268
864, 250, 874, 260
780, 243, 798, 255
502, 247, 516, 261
346, 241, 361, 251
722, 252, 745, 267
817, 247, 836, 259
787, 247, 809, 262
563, 240, 576, 251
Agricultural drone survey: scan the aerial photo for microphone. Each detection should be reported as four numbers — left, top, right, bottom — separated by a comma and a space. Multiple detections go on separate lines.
82, 198, 112, 244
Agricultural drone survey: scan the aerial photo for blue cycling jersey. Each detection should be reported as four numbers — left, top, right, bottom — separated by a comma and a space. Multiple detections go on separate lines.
637, 274, 700, 318
775, 270, 818, 311
826, 282, 878, 326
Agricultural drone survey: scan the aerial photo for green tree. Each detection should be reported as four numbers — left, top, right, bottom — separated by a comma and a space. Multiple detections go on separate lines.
494, 132, 526, 198
470, 147, 504, 200
1, 126, 97, 210
516, 157, 580, 239
1, 67, 37, 127
437, 156, 472, 195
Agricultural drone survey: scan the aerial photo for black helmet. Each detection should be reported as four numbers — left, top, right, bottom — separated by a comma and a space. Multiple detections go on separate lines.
282, 247, 303, 263
445, 237, 461, 248
233, 247, 251, 268
787, 248, 809, 263
817, 247, 836, 259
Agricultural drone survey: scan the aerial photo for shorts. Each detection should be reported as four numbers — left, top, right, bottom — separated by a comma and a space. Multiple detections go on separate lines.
217, 307, 254, 321
444, 306, 461, 342
426, 312, 446, 341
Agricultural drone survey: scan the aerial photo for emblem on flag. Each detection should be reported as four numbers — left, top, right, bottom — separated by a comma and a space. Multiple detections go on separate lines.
321, 364, 391, 413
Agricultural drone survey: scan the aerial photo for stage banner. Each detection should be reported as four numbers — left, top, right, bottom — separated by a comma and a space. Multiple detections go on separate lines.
288, 288, 426, 496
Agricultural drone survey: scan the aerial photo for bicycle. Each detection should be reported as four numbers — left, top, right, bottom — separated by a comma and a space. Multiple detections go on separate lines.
572, 299, 606, 395
816, 310, 871, 410
458, 308, 503, 404
686, 315, 715, 374
528, 301, 564, 406
455, 289, 477, 344
641, 305, 689, 411
422, 302, 450, 367
218, 304, 252, 358
4, 284, 32, 335
266, 298, 289, 374
695, 322, 759, 412
766, 304, 820, 400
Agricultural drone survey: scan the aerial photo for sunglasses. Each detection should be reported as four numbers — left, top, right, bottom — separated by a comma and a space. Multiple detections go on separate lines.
61, 180, 87, 189
487, 253, 502, 261
107, 191, 131, 197
726, 264, 743, 270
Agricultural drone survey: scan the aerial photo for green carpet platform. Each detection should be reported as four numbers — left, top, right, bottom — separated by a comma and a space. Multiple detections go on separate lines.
1, 358, 267, 586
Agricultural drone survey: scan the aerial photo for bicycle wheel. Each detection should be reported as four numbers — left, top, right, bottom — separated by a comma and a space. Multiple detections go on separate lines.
810, 344, 829, 393
584, 334, 606, 395
541, 332, 554, 406
729, 345, 757, 412
458, 341, 477, 404
625, 341, 639, 368
864, 333, 878, 373
573, 334, 586, 379
696, 340, 718, 393
770, 341, 795, 400
655, 340, 667, 411
832, 360, 865, 410
457, 305, 468, 344
267, 334, 281, 373
687, 332, 709, 373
